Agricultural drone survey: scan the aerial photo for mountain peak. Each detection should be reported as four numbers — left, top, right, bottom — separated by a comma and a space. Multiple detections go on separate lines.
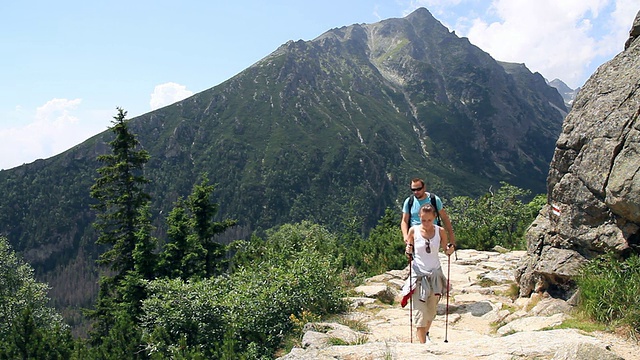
548, 78, 579, 108
548, 78, 572, 93
405, 6, 436, 21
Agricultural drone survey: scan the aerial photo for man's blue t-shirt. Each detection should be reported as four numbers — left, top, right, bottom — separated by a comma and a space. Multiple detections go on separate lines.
402, 193, 443, 226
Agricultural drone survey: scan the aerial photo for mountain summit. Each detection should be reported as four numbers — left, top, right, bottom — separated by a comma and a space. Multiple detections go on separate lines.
0, 7, 565, 316
548, 78, 580, 108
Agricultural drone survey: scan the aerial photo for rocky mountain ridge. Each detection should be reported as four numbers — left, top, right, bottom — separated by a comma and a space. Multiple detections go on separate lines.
280, 250, 637, 359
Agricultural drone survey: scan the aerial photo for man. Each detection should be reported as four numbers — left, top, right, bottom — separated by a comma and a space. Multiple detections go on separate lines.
401, 178, 456, 248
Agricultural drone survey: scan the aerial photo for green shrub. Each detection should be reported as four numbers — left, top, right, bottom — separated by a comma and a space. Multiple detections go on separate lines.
576, 252, 640, 336
448, 183, 543, 250
225, 222, 347, 353
140, 277, 228, 358
142, 221, 347, 358
0, 237, 75, 359
341, 208, 405, 277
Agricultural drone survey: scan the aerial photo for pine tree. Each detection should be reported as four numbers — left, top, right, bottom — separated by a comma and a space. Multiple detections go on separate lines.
87, 108, 156, 344
158, 198, 206, 279
186, 174, 237, 277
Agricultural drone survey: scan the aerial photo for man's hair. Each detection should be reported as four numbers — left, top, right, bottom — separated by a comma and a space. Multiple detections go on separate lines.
411, 178, 425, 187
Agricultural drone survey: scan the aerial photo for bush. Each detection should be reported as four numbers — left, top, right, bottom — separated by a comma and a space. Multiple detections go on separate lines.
448, 183, 543, 250
140, 277, 228, 358
141, 221, 347, 358
576, 252, 640, 336
0, 237, 75, 359
225, 222, 347, 353
342, 208, 406, 277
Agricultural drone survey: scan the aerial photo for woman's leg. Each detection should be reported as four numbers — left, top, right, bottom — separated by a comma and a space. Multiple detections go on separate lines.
416, 324, 429, 343
421, 295, 441, 343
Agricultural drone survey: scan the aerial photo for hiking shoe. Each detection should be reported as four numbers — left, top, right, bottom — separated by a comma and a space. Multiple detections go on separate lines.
424, 332, 432, 345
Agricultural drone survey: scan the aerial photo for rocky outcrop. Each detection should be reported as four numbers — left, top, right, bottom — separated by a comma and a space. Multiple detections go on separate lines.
516, 11, 640, 297
279, 250, 634, 359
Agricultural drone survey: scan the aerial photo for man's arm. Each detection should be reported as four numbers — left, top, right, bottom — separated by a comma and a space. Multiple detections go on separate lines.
439, 208, 456, 247
400, 212, 410, 244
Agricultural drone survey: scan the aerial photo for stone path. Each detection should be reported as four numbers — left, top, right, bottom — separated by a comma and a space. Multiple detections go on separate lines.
279, 250, 639, 359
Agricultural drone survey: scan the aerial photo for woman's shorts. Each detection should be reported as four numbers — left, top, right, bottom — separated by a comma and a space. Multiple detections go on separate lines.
412, 287, 441, 327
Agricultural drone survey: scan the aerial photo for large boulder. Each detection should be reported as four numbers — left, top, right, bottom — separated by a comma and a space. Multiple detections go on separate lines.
517, 11, 640, 297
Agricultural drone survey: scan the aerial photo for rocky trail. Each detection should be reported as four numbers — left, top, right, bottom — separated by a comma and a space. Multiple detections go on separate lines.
279, 250, 639, 359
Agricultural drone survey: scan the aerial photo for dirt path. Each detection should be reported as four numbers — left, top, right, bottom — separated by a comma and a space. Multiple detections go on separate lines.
280, 249, 639, 359
356, 250, 639, 359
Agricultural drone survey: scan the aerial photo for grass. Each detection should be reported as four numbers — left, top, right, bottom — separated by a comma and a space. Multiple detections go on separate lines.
524, 294, 541, 312
575, 252, 640, 339
503, 283, 521, 300
501, 302, 518, 314
327, 334, 369, 346
338, 317, 370, 333
476, 277, 498, 287
549, 315, 607, 333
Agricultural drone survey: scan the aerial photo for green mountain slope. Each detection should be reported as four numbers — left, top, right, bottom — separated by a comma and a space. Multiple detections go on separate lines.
0, 8, 564, 317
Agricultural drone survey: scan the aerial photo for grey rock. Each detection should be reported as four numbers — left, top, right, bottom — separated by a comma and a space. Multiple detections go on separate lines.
553, 342, 625, 360
300, 331, 329, 349
345, 296, 376, 308
625, 10, 640, 50
517, 11, 640, 297
529, 297, 574, 316
300, 322, 364, 348
497, 313, 565, 335
353, 284, 389, 298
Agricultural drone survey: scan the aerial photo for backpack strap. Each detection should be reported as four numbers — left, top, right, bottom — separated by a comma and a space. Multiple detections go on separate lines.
430, 193, 442, 226
406, 195, 415, 228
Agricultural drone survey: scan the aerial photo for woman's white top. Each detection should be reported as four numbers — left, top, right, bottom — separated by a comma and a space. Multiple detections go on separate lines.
412, 224, 442, 272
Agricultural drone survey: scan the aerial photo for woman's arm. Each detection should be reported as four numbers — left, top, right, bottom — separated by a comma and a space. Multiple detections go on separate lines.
439, 227, 448, 251
439, 227, 455, 255
405, 227, 415, 257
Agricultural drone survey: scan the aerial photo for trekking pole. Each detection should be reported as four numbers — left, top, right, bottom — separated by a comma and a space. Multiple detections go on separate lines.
444, 244, 452, 343
408, 252, 413, 343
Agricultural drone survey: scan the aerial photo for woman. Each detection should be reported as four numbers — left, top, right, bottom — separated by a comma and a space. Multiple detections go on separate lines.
401, 203, 455, 344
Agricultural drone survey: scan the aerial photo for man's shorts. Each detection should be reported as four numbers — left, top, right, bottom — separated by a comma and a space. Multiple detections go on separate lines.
412, 286, 441, 327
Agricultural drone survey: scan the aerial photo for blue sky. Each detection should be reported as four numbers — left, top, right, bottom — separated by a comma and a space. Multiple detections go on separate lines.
1, 0, 638, 170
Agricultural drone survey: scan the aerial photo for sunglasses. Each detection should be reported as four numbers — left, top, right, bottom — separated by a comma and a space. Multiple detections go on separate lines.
410, 186, 423, 192
425, 241, 431, 253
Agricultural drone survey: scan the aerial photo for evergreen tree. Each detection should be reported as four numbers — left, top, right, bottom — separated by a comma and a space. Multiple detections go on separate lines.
342, 208, 405, 277
157, 198, 206, 279
87, 108, 157, 344
185, 174, 237, 277
0, 306, 74, 360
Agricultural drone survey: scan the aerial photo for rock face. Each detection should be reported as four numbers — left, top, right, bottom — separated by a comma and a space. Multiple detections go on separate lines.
516, 11, 640, 297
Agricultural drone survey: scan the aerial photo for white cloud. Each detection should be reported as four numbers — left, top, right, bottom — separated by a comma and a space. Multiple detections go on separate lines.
0, 99, 109, 170
149, 82, 194, 110
400, 0, 638, 89
463, 0, 613, 88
